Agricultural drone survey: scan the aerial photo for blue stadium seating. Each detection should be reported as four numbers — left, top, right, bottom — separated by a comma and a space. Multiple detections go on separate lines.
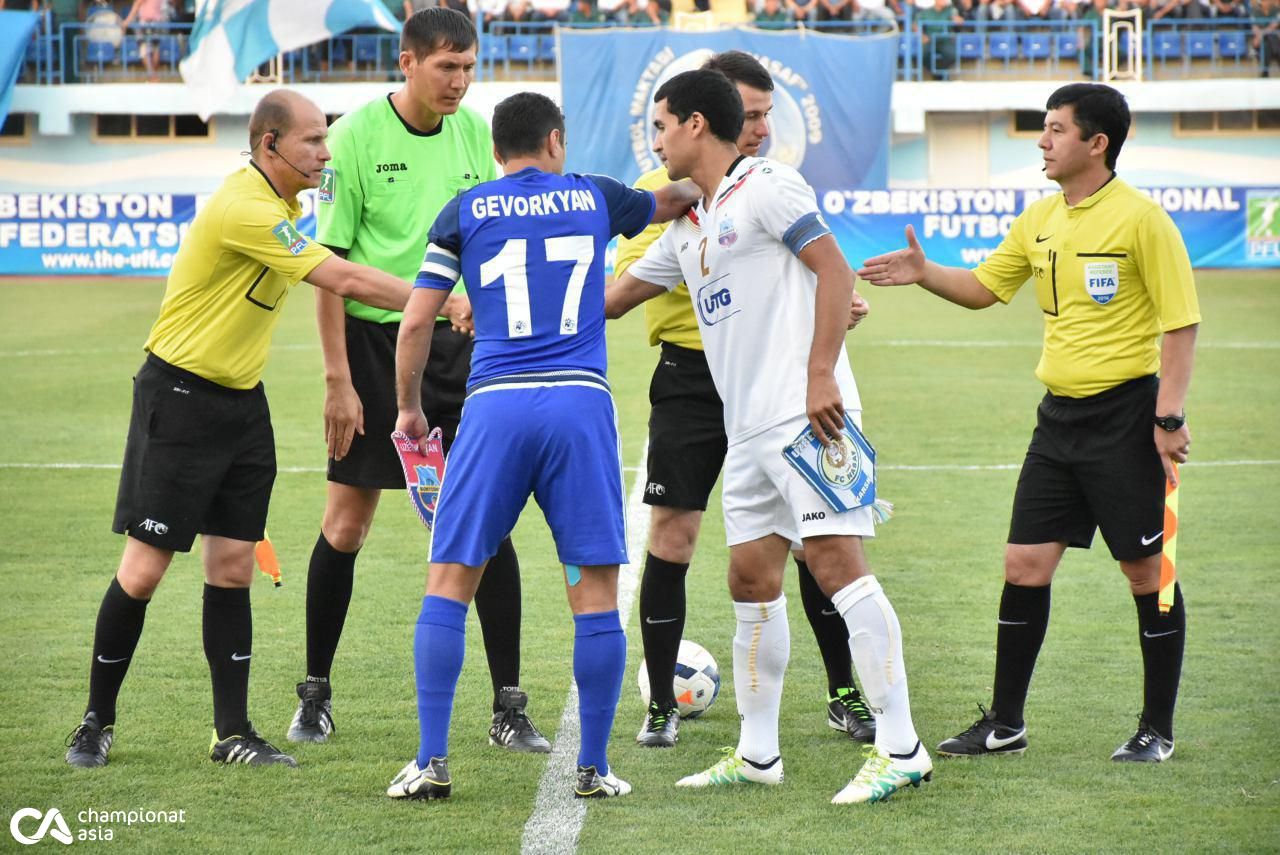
1022, 33, 1051, 60
156, 36, 181, 66
988, 31, 1018, 61
482, 35, 508, 62
538, 34, 557, 63
1150, 30, 1181, 60
508, 34, 538, 65
84, 40, 116, 66
1185, 30, 1214, 58
1217, 30, 1247, 59
354, 35, 380, 64
120, 36, 141, 66
1054, 31, 1080, 58
956, 32, 983, 63
329, 38, 350, 65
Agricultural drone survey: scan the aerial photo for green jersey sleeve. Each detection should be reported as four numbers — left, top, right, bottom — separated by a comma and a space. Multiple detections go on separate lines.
316, 117, 363, 251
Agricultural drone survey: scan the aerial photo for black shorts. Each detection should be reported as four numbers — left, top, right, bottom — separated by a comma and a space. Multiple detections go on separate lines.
1008, 375, 1166, 562
327, 315, 472, 489
112, 355, 276, 552
644, 342, 727, 511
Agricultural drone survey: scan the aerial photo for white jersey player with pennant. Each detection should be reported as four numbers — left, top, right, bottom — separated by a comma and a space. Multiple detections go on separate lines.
627, 155, 873, 546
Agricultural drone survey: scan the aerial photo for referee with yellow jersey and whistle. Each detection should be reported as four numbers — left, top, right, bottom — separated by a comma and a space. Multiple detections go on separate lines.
65, 90, 413, 770
859, 82, 1200, 763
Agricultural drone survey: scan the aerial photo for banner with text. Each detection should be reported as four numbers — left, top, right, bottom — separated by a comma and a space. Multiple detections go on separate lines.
0, 192, 317, 277
1, 187, 1275, 277
559, 28, 897, 189
819, 186, 1280, 269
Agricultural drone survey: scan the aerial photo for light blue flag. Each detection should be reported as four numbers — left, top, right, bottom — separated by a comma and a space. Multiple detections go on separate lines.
180, 0, 400, 120
0, 11, 39, 131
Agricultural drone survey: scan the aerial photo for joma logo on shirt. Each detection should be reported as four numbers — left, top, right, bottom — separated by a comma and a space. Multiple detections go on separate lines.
376, 162, 409, 174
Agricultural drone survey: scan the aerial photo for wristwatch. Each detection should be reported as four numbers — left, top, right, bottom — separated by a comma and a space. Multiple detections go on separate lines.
1154, 413, 1186, 432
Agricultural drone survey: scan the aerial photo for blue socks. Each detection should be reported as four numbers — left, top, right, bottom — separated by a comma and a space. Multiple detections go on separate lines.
573, 610, 625, 774
415, 595, 468, 766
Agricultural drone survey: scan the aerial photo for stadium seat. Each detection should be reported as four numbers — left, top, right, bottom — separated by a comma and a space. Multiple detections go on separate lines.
1149, 30, 1181, 61
956, 32, 983, 62
1054, 31, 1080, 58
898, 30, 921, 65
988, 32, 1018, 61
1022, 32, 1051, 60
84, 40, 116, 67
482, 35, 508, 63
1186, 31, 1214, 58
354, 35, 380, 65
537, 34, 557, 63
329, 38, 350, 65
156, 36, 181, 66
508, 34, 538, 65
120, 36, 141, 67
1217, 30, 1247, 59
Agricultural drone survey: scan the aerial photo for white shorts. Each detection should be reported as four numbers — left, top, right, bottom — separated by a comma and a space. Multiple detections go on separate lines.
722, 413, 877, 547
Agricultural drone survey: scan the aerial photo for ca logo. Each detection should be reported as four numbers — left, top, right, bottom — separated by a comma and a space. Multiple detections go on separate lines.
9, 809, 73, 845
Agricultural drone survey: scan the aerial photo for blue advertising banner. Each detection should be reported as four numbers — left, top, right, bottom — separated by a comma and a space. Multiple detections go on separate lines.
1, 187, 1275, 277
818, 185, 1280, 270
559, 28, 898, 189
0, 191, 317, 277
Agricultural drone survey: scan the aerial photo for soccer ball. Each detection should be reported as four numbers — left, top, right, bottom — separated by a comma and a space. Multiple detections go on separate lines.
637, 640, 721, 719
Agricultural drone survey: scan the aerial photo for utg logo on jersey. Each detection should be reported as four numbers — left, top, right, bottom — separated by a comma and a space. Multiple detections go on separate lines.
695, 281, 740, 327
10, 808, 73, 845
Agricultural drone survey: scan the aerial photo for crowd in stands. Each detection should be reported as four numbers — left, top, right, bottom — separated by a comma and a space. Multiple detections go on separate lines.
7, 0, 1278, 81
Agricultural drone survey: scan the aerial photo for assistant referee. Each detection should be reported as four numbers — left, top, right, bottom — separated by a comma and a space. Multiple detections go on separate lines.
859, 83, 1200, 763
65, 90, 413, 770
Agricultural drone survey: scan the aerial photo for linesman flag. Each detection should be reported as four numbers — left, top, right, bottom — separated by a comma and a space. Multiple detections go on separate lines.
1159, 463, 1179, 614
180, 0, 400, 120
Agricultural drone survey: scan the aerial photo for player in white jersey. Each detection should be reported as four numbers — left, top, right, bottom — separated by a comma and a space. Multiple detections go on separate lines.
606, 69, 932, 805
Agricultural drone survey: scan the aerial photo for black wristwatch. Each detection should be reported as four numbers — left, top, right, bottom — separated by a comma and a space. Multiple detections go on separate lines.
1154, 413, 1186, 432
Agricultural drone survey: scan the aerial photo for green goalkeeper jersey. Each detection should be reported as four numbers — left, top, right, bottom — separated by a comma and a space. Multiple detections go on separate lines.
316, 94, 497, 323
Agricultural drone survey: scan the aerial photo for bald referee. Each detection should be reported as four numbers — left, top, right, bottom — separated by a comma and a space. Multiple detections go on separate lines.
65, 90, 413, 769
860, 83, 1200, 763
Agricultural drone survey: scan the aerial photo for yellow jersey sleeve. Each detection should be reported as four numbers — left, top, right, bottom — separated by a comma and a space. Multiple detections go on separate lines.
974, 205, 1034, 303
615, 167, 702, 350
615, 167, 672, 278
221, 197, 332, 286
1133, 206, 1201, 332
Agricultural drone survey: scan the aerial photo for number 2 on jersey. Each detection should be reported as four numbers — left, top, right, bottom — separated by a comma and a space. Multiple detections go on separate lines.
479, 236, 595, 338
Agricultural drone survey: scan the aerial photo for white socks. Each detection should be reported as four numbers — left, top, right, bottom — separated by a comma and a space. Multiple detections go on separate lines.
732, 595, 790, 763
831, 575, 920, 755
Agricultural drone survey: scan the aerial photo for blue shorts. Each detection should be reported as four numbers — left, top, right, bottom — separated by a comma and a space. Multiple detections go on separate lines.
428, 372, 629, 568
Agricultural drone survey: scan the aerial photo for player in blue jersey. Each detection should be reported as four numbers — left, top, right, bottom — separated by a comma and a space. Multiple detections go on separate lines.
384, 92, 700, 802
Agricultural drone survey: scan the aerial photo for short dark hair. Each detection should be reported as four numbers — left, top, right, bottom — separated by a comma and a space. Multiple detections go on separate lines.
1045, 83, 1130, 171
492, 91, 565, 160
401, 7, 477, 58
653, 69, 743, 144
702, 50, 773, 93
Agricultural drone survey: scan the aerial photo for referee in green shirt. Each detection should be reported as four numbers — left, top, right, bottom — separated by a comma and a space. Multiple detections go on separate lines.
285, 9, 548, 753
860, 83, 1199, 764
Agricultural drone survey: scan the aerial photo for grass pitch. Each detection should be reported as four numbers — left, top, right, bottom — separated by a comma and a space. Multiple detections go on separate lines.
0, 271, 1277, 853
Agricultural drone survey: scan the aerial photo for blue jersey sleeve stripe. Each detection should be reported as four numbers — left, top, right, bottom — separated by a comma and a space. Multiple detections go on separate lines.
414, 272, 456, 290
782, 211, 831, 257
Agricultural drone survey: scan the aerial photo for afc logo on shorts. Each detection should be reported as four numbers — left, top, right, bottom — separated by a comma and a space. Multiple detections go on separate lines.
1084, 261, 1119, 305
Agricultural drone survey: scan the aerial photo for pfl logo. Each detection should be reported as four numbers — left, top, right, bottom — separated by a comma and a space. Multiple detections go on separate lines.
10, 808, 73, 845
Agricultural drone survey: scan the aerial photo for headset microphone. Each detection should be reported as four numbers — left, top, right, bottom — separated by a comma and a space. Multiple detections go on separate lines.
268, 134, 311, 178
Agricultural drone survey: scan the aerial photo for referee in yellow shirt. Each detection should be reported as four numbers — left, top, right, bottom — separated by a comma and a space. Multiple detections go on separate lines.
65, 90, 413, 770
859, 83, 1199, 763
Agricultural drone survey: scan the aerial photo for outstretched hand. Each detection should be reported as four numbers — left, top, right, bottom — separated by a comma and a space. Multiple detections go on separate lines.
857, 225, 928, 287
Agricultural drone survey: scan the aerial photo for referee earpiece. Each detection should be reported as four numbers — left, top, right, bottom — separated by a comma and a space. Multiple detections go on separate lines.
267, 129, 279, 152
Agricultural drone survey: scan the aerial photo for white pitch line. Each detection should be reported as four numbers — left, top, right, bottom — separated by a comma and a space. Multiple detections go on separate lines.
520, 445, 649, 855
5, 459, 1278, 474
